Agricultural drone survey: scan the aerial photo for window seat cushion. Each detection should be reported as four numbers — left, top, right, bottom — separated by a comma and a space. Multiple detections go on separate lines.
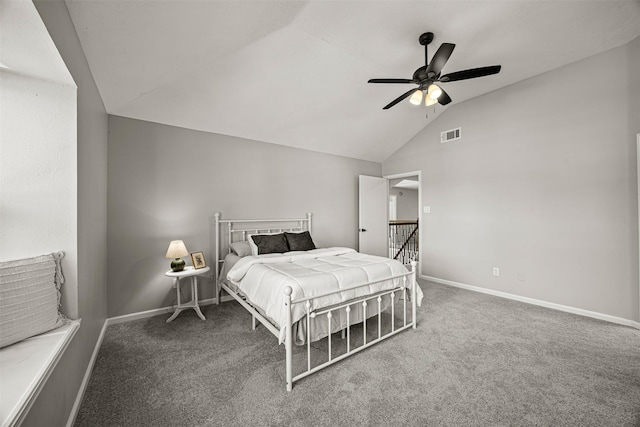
0, 319, 80, 427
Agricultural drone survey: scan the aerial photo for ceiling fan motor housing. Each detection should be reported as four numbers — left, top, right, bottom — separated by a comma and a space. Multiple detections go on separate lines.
412, 66, 432, 85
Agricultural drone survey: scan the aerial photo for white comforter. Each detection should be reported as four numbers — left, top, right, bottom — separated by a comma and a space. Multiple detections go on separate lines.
226, 247, 423, 343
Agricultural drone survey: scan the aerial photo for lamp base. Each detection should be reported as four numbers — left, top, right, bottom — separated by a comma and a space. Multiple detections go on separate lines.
171, 258, 186, 272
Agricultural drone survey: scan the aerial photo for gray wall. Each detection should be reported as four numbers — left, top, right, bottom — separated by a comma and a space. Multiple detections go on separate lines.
107, 116, 381, 317
383, 38, 640, 323
27, 1, 109, 425
389, 187, 418, 220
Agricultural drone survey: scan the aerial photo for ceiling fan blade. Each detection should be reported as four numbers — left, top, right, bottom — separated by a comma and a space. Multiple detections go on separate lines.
439, 65, 501, 82
425, 43, 455, 77
368, 78, 415, 84
383, 88, 418, 110
437, 88, 452, 106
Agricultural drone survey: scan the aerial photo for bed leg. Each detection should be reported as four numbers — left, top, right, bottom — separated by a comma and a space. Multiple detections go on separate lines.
411, 260, 417, 329
285, 286, 293, 392
252, 315, 256, 330
341, 328, 346, 339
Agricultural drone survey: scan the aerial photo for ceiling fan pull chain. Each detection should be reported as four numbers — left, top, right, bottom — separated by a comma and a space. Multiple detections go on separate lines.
426, 106, 436, 119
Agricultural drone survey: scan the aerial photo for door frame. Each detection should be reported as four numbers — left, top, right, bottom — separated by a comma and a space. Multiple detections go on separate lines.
637, 133, 639, 322
384, 170, 422, 274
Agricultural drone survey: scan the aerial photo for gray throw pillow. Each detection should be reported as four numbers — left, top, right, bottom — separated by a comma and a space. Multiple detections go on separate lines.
229, 241, 252, 257
284, 231, 316, 251
250, 233, 289, 255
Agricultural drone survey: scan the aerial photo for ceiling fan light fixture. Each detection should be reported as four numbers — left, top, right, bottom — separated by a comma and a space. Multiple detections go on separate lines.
425, 97, 438, 107
409, 89, 423, 105
427, 84, 442, 100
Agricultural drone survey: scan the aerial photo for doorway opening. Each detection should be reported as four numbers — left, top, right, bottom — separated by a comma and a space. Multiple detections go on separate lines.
385, 172, 421, 267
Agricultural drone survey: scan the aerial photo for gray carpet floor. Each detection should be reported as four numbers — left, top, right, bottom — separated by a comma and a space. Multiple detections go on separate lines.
75, 281, 640, 426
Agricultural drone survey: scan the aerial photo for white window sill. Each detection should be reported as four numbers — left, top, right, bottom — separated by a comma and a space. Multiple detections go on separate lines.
0, 319, 81, 427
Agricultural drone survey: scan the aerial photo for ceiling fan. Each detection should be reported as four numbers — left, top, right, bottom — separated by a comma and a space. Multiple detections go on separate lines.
368, 32, 501, 110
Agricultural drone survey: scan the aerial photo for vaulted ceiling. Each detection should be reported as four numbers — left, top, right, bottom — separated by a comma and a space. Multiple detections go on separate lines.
1, 0, 73, 85
65, 0, 640, 162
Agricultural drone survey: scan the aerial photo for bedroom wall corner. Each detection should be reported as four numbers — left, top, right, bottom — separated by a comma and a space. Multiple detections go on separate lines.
0, 71, 78, 315
627, 34, 640, 322
382, 40, 640, 323
106, 116, 381, 318
21, 0, 110, 425
0, 0, 78, 319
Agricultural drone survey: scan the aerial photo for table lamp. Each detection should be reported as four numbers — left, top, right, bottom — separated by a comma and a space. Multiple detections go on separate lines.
166, 240, 189, 272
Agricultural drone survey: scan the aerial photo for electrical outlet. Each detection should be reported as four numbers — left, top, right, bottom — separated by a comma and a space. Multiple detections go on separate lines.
492, 267, 500, 276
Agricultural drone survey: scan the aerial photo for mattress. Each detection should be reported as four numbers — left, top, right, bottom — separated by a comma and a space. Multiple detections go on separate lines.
225, 247, 422, 344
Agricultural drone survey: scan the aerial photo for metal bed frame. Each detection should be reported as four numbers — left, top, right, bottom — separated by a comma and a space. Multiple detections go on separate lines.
212, 212, 418, 392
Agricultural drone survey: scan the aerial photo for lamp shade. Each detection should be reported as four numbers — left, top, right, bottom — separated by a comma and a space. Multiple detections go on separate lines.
427, 84, 442, 100
409, 89, 423, 105
166, 240, 189, 258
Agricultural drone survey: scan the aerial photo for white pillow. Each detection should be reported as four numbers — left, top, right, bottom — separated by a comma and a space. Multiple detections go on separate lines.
0, 252, 66, 348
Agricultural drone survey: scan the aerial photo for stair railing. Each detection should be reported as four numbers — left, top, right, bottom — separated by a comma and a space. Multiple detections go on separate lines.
388, 220, 419, 265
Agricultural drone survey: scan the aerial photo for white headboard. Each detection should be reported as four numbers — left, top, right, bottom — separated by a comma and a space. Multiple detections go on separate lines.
211, 212, 312, 284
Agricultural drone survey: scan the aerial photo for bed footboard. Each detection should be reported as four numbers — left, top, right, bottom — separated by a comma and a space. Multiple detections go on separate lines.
284, 260, 418, 392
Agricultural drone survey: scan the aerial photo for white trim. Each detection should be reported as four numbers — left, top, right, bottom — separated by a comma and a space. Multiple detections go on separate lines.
422, 275, 640, 330
107, 298, 218, 325
637, 133, 640, 323
65, 320, 107, 427
384, 170, 422, 181
0, 320, 80, 427
219, 295, 234, 303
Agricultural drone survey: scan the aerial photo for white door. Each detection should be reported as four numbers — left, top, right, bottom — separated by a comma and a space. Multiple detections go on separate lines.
359, 175, 388, 257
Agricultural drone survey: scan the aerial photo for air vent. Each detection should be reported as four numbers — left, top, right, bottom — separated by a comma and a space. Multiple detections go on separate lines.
441, 127, 461, 143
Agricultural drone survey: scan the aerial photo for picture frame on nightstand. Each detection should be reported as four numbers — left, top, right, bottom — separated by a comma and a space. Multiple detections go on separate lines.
190, 251, 207, 269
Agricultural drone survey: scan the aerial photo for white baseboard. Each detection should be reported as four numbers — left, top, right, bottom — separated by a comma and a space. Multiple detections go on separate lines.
106, 297, 232, 325
66, 319, 107, 427
422, 275, 640, 330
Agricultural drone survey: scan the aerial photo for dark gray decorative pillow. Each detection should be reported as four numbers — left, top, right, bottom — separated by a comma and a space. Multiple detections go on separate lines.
250, 233, 290, 255
285, 231, 316, 251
